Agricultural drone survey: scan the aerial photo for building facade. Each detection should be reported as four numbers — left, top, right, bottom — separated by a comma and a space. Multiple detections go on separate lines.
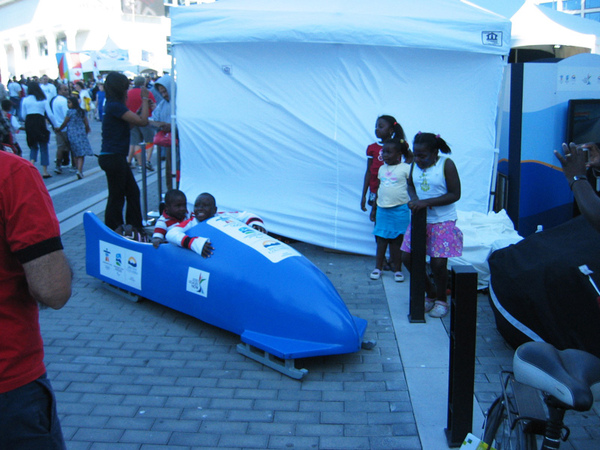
539, 0, 600, 21
0, 0, 178, 81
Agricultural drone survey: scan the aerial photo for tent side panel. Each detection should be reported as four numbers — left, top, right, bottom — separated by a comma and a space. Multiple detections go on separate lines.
175, 42, 505, 254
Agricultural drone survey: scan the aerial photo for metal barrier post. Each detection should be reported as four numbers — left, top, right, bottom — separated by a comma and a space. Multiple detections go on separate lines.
445, 265, 478, 447
140, 143, 148, 221
157, 146, 163, 204
408, 208, 427, 323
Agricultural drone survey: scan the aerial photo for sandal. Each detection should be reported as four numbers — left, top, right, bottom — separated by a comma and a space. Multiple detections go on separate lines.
370, 269, 382, 280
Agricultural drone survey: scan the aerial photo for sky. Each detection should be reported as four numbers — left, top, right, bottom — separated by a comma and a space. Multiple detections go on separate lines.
465, 0, 526, 18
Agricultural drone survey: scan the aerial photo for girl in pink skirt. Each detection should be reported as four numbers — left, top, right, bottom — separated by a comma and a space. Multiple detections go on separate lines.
401, 132, 463, 318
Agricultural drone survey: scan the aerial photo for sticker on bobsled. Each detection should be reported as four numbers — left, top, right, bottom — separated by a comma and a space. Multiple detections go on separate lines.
99, 240, 142, 290
186, 267, 210, 297
208, 216, 300, 263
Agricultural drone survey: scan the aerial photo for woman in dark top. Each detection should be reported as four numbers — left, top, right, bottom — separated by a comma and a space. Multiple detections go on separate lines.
99, 72, 150, 232
21, 81, 54, 178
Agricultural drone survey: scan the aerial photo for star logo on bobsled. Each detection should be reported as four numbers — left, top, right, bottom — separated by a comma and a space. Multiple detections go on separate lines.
186, 267, 210, 298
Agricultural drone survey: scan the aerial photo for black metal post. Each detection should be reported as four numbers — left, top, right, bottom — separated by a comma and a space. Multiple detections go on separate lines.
408, 208, 426, 323
445, 265, 478, 447
157, 146, 163, 206
140, 143, 148, 221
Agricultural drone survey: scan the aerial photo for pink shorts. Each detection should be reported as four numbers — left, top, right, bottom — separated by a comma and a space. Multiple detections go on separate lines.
400, 220, 463, 258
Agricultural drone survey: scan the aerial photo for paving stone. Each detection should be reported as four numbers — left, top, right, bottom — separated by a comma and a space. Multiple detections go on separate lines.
35, 142, 600, 449
119, 430, 171, 444
267, 435, 320, 449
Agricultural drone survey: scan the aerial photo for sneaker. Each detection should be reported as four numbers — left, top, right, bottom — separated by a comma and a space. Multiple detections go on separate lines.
137, 165, 143, 172
370, 269, 382, 280
394, 272, 404, 282
146, 161, 154, 171
54, 166, 62, 174
425, 297, 436, 313
429, 301, 449, 318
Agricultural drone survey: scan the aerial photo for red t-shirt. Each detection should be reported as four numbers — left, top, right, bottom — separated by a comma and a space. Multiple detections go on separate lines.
126, 87, 156, 113
0, 152, 63, 393
367, 142, 384, 194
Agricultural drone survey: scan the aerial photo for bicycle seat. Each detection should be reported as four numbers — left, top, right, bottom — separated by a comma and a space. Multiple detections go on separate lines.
513, 341, 600, 411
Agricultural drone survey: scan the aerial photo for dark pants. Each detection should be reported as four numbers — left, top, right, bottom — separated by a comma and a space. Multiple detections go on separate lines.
0, 374, 66, 450
98, 153, 143, 230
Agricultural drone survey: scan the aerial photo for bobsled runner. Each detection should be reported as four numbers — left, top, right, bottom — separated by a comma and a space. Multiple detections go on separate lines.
84, 212, 370, 378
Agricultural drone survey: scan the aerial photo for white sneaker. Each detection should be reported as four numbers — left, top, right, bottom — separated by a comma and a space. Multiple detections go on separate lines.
429, 301, 449, 318
394, 272, 404, 282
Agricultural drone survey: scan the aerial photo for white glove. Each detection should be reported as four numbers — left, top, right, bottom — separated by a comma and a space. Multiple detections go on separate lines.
190, 237, 209, 256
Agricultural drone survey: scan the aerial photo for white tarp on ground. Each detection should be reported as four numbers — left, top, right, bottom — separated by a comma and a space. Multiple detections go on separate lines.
450, 209, 523, 289
170, 0, 511, 255
511, 1, 600, 53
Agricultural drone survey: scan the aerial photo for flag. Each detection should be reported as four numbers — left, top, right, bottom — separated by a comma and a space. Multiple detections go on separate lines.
56, 53, 68, 80
69, 52, 83, 81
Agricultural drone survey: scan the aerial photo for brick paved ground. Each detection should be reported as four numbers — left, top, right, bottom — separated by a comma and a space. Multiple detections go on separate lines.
43, 224, 421, 449
24, 119, 600, 449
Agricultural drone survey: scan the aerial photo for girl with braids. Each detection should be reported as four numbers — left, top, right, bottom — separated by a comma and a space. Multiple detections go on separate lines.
401, 132, 463, 318
369, 137, 412, 282
361, 115, 407, 213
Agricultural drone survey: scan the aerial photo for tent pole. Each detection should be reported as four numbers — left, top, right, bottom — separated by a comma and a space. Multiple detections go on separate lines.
170, 48, 177, 191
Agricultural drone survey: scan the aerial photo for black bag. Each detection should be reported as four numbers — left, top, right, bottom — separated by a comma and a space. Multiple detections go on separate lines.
488, 215, 600, 357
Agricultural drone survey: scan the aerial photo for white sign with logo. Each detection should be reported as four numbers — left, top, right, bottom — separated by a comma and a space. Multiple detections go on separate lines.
557, 66, 600, 91
99, 240, 143, 290
208, 216, 300, 263
186, 267, 210, 298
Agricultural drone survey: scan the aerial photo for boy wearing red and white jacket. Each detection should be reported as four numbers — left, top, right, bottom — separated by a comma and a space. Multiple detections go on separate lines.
166, 192, 217, 258
166, 192, 268, 257
151, 189, 190, 248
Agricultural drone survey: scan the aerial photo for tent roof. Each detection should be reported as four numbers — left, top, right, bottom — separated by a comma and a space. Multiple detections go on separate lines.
511, 1, 600, 53
171, 0, 511, 55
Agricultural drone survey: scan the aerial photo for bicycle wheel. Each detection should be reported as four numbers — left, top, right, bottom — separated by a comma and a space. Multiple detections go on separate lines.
482, 396, 537, 449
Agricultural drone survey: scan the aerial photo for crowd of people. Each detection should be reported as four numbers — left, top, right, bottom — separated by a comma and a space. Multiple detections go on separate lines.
0, 72, 168, 180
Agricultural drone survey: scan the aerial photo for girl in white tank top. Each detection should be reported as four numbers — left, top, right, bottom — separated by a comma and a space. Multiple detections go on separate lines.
400, 132, 463, 318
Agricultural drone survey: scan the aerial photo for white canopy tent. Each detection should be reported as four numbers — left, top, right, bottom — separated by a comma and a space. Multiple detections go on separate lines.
511, 1, 600, 55
170, 0, 511, 255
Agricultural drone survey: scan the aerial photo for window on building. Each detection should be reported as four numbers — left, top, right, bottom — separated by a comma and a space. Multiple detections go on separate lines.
585, 11, 600, 20
39, 39, 48, 57
586, 0, 600, 8
56, 35, 67, 52
23, 44, 29, 59
538, 1, 558, 9
563, 0, 582, 10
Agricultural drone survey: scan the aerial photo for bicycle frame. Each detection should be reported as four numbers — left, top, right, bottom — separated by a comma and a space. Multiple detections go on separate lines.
483, 371, 546, 449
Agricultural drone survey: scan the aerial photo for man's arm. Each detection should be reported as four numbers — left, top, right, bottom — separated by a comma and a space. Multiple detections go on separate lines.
22, 249, 72, 309
555, 142, 600, 233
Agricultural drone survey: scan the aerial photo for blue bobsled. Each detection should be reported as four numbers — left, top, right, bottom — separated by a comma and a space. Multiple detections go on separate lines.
84, 212, 370, 378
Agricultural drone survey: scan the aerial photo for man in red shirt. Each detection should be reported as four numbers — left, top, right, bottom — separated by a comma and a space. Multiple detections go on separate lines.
126, 76, 156, 171
0, 151, 72, 448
